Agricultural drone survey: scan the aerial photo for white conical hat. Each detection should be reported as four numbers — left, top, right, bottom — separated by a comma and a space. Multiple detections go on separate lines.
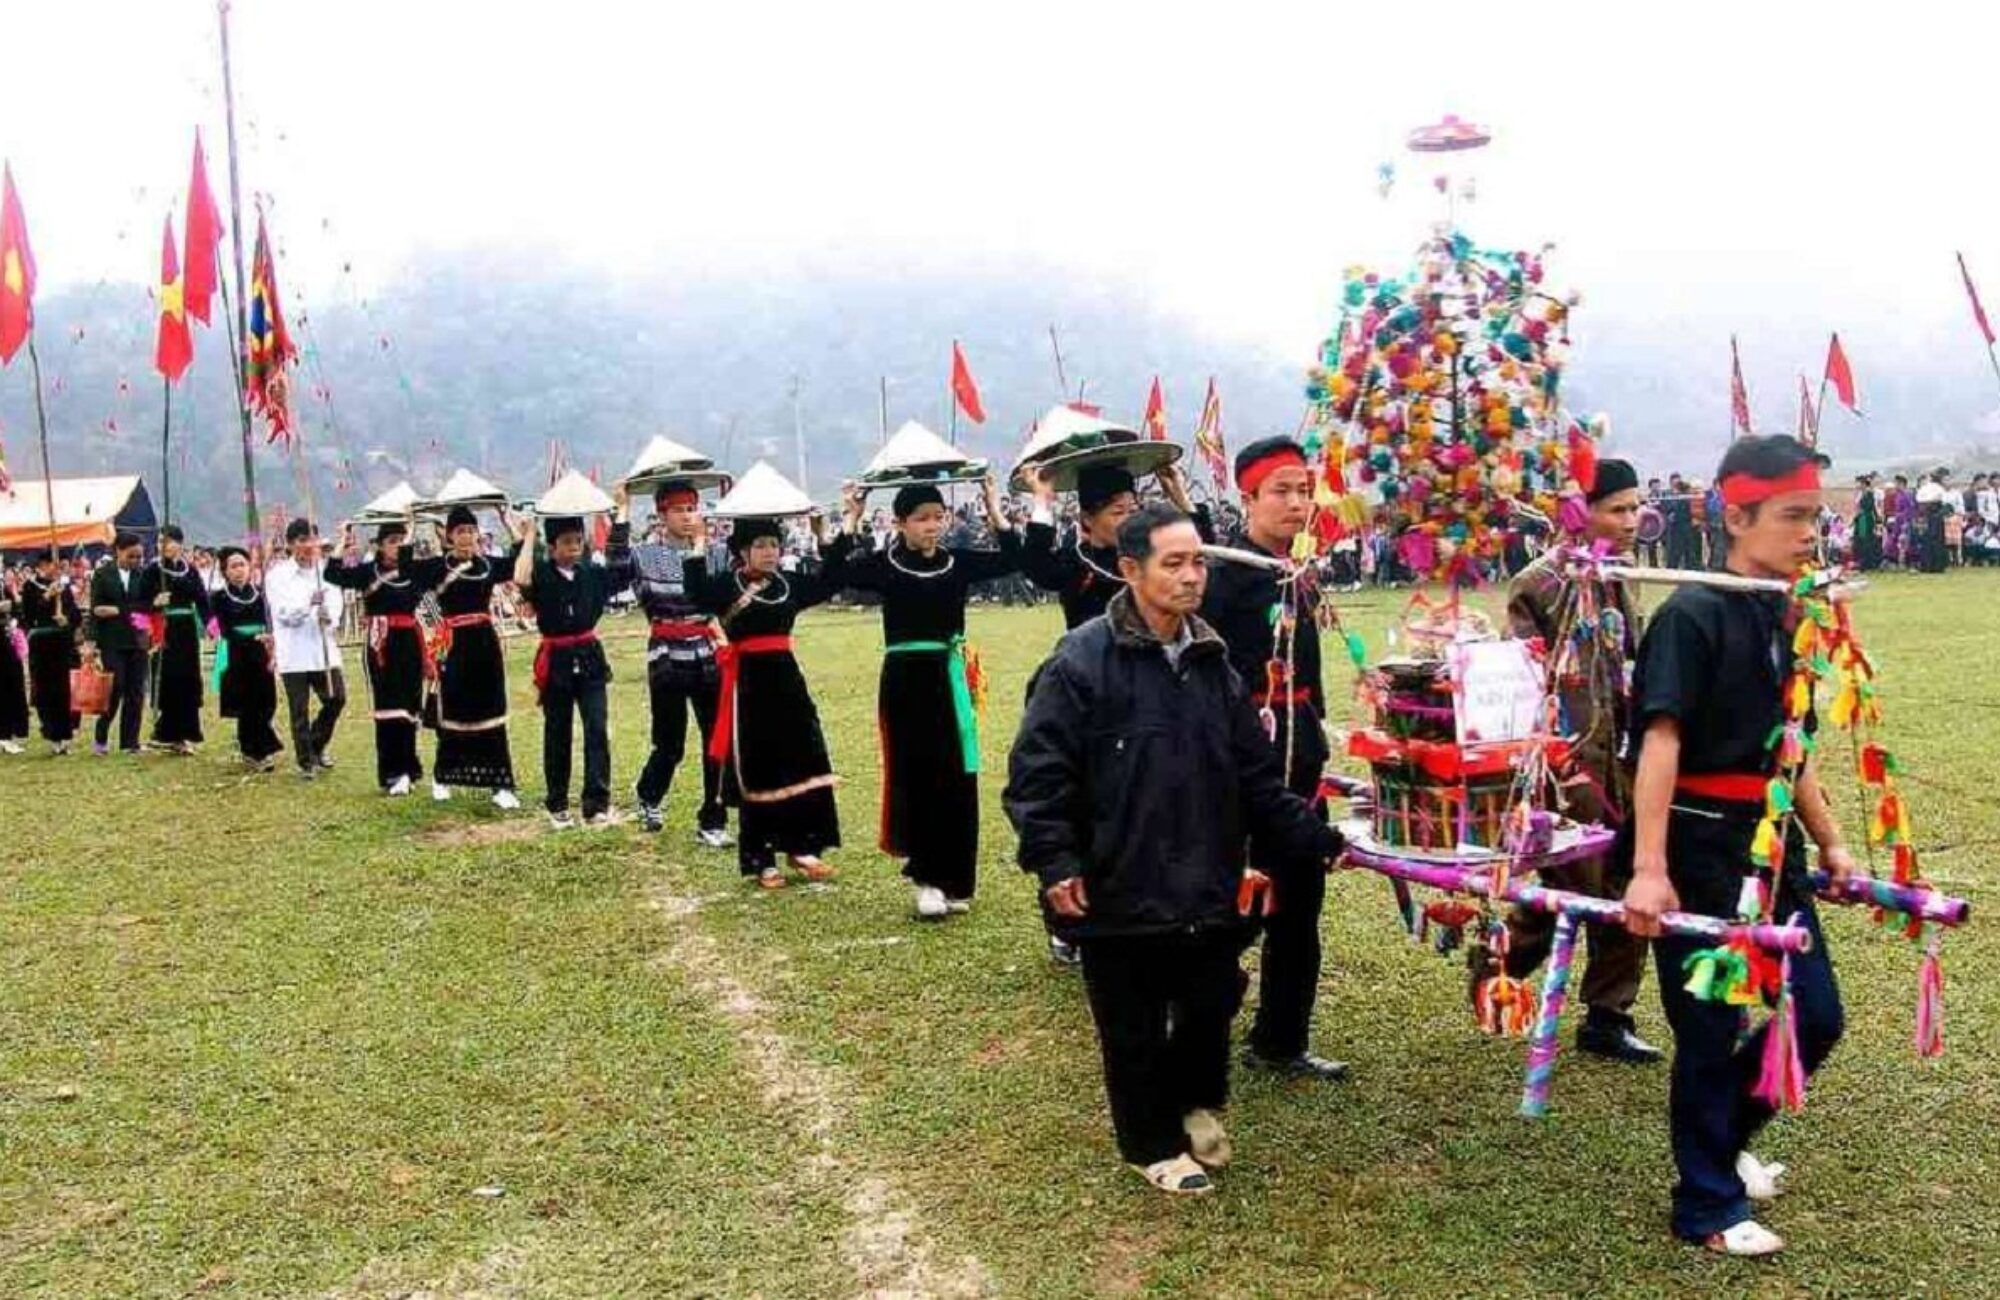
710, 460, 816, 519
427, 467, 510, 508
356, 480, 425, 521
1015, 404, 1140, 466
535, 470, 618, 517
865, 420, 969, 477
624, 434, 716, 480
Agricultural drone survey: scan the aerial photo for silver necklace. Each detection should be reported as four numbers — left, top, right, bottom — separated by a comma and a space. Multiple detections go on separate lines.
736, 571, 790, 605
1073, 537, 1123, 585
885, 538, 954, 580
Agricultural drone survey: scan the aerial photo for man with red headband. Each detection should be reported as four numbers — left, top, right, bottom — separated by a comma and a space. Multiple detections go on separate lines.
1493, 457, 1661, 1065
1198, 435, 1347, 1082
629, 480, 734, 845
1619, 435, 1853, 1257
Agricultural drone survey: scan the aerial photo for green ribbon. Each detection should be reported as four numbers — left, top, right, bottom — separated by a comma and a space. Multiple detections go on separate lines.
213, 624, 267, 695
885, 636, 979, 774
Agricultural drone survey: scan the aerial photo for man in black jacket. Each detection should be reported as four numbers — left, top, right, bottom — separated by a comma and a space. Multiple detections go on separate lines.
1005, 502, 1344, 1196
87, 532, 149, 755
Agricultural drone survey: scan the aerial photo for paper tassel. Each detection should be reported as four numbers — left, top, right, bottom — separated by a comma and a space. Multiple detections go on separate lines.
1916, 941, 1945, 1059
1751, 958, 1808, 1113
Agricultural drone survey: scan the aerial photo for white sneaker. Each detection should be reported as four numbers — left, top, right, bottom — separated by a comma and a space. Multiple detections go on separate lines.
548, 810, 576, 831
387, 775, 413, 797
695, 827, 734, 849
431, 781, 453, 802
492, 789, 522, 811
1132, 1154, 1213, 1196
1736, 1152, 1789, 1203
914, 886, 949, 920
1705, 1219, 1784, 1257
944, 896, 972, 915
583, 811, 613, 829
0, 740, 24, 755
1184, 1108, 1232, 1170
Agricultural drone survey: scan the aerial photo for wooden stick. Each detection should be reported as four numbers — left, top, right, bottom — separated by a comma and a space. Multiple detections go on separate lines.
218, 0, 262, 544
25, 329, 58, 561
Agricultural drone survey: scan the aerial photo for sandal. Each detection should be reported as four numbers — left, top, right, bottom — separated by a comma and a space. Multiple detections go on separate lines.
1132, 1154, 1213, 1196
790, 855, 835, 883
757, 867, 787, 891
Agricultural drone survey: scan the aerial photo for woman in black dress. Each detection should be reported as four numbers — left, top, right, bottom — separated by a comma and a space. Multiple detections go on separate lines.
211, 546, 285, 769
328, 518, 440, 794
134, 524, 211, 753
822, 475, 1019, 920
690, 515, 840, 889
18, 552, 78, 754
429, 505, 521, 808
0, 569, 30, 753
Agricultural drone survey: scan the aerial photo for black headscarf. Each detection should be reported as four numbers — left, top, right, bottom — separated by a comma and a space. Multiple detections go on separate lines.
1585, 458, 1639, 504
1077, 465, 1137, 514
892, 484, 945, 519
728, 516, 784, 554
445, 505, 479, 533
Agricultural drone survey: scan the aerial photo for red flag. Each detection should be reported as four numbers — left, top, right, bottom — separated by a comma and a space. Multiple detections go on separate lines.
183, 131, 223, 327
154, 216, 193, 384
244, 213, 298, 442
1729, 335, 1753, 436
950, 341, 986, 424
0, 164, 36, 366
1958, 252, 1995, 346
1193, 378, 1229, 495
1797, 374, 1819, 447
1142, 376, 1167, 442
1824, 332, 1859, 415
1065, 400, 1103, 417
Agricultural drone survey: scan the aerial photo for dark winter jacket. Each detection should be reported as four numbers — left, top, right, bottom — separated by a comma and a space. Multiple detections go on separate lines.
1004, 588, 1343, 939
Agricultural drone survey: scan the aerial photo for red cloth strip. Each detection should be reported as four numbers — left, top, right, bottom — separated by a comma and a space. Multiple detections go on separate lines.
708, 635, 797, 764
532, 630, 601, 700
1674, 772, 1769, 803
1718, 462, 1821, 508
649, 619, 713, 641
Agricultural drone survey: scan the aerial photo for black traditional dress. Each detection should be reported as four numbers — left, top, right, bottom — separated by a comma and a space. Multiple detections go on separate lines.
430, 553, 516, 790
211, 580, 285, 763
0, 588, 29, 741
134, 557, 211, 746
1852, 489, 1882, 571
326, 551, 439, 788
691, 559, 841, 874
18, 576, 78, 743
821, 529, 1021, 899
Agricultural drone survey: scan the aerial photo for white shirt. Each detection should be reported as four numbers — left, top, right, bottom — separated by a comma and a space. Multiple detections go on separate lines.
264, 557, 344, 674
1978, 488, 2000, 526
1916, 481, 1948, 508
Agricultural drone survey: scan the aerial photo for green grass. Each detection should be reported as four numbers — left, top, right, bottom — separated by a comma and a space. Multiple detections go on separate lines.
3, 571, 1999, 1298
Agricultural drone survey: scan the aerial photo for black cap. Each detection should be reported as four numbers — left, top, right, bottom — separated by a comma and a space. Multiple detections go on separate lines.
892, 484, 945, 519
1077, 464, 1137, 514
1585, 458, 1639, 504
728, 516, 784, 553
445, 505, 478, 532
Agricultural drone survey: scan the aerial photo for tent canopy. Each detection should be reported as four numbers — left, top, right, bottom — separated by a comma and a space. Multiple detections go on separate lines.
0, 476, 154, 553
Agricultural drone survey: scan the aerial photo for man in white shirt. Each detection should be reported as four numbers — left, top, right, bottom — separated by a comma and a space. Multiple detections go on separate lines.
265, 518, 347, 779
1974, 472, 1999, 529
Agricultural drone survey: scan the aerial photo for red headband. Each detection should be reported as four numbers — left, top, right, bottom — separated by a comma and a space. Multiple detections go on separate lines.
1238, 447, 1309, 495
658, 487, 700, 508
1719, 462, 1821, 508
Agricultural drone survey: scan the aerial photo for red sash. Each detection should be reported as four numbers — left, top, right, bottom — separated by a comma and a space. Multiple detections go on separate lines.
369, 613, 436, 679
708, 635, 796, 764
1675, 772, 1769, 804
533, 629, 601, 700
434, 612, 493, 661
649, 618, 714, 641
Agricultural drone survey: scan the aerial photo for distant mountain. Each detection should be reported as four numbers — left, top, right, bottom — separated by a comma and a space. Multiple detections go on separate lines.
4, 256, 1995, 538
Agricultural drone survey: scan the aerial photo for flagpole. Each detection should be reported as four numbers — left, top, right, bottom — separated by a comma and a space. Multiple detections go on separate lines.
160, 379, 173, 526
1048, 325, 1069, 401
789, 374, 808, 493
25, 330, 59, 561
878, 376, 889, 445
217, 0, 261, 544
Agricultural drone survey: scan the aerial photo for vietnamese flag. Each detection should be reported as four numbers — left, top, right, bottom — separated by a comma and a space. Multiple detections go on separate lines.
950, 340, 986, 424
1142, 376, 1167, 441
1824, 332, 1860, 415
183, 131, 224, 326
0, 164, 35, 366
1958, 253, 1995, 346
154, 216, 193, 383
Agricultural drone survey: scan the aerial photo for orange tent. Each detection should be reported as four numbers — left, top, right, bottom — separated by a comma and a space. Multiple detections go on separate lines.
0, 475, 154, 553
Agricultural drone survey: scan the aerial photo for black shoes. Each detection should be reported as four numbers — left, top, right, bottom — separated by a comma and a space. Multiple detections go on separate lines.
1242, 1049, 1350, 1082
1576, 1021, 1665, 1065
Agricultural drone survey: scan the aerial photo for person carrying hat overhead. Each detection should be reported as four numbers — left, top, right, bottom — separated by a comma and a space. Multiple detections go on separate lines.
1196, 436, 1346, 1083
1484, 457, 1662, 1065
329, 515, 446, 796
824, 474, 1020, 921
211, 545, 285, 771
511, 497, 636, 830
686, 514, 842, 888
1618, 434, 1854, 1257
627, 479, 733, 845
1020, 460, 1205, 632
19, 549, 80, 756
427, 505, 523, 810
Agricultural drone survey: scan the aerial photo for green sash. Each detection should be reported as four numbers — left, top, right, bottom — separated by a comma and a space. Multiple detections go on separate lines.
884, 636, 978, 774
213, 624, 267, 695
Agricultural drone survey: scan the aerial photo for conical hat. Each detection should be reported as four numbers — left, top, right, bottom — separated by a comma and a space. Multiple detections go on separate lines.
535, 470, 617, 517
621, 434, 731, 495
1010, 440, 1185, 493
865, 421, 968, 477
1014, 405, 1141, 467
710, 460, 816, 519
426, 468, 510, 508
355, 480, 427, 522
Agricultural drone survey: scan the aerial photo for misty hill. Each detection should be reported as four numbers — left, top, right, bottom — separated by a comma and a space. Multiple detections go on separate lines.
4, 257, 1996, 539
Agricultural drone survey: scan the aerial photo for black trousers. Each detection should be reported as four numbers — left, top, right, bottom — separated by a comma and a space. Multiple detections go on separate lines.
1080, 929, 1241, 1166
94, 646, 148, 751
282, 669, 346, 772
636, 673, 725, 830
543, 672, 610, 816
1248, 776, 1330, 1061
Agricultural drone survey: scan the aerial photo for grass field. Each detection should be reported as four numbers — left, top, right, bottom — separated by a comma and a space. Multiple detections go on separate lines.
4, 570, 1999, 1299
